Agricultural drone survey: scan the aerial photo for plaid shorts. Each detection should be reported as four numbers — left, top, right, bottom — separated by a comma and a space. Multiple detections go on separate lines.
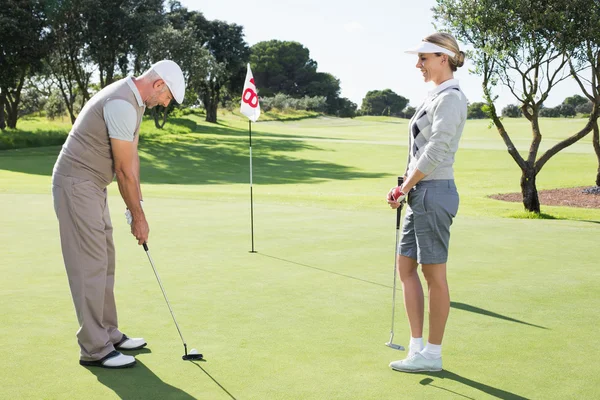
398, 179, 459, 264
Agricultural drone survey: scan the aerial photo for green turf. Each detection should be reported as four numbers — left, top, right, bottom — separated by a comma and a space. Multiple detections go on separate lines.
1, 113, 599, 399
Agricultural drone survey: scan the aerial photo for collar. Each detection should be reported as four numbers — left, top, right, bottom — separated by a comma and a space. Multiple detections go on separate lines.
428, 79, 460, 97
126, 76, 144, 107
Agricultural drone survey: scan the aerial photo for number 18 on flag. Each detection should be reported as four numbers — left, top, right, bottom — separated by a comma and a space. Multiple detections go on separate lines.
240, 64, 260, 122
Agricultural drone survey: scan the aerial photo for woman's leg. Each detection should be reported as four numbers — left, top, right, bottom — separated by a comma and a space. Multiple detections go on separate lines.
398, 255, 424, 340
421, 263, 450, 345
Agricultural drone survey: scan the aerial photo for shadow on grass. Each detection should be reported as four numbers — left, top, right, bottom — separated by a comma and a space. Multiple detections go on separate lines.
417, 371, 530, 400
507, 211, 600, 224
0, 132, 384, 185
450, 302, 548, 329
87, 357, 196, 399
259, 253, 390, 288
260, 253, 547, 330
507, 211, 558, 219
166, 115, 365, 142
191, 361, 238, 400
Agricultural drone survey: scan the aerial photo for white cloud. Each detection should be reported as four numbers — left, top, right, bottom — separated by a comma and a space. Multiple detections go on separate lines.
343, 22, 364, 33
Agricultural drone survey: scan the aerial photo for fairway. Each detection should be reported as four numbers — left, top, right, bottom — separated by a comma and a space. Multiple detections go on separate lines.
1, 114, 599, 399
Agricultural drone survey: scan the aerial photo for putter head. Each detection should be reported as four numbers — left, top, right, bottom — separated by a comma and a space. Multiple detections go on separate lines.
385, 342, 405, 351
182, 353, 204, 361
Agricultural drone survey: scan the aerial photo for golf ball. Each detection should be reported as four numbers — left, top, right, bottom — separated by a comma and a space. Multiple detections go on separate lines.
189, 348, 198, 355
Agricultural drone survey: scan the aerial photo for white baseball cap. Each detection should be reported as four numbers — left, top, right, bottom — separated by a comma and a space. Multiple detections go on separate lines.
405, 41, 456, 58
151, 60, 186, 104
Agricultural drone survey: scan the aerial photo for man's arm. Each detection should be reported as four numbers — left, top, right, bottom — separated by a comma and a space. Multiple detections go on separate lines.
112, 137, 148, 245
133, 134, 142, 202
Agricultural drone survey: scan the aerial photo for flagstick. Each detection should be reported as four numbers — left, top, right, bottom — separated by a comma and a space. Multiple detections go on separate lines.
249, 120, 256, 253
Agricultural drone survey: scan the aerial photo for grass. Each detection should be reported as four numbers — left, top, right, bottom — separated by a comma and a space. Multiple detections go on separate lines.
1, 113, 599, 399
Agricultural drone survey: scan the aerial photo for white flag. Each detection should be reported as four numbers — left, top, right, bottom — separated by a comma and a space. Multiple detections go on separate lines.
240, 64, 260, 122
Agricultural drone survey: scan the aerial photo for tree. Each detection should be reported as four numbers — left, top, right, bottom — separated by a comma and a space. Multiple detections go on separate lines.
403, 106, 416, 119
163, 2, 248, 123
45, 0, 94, 124
85, 0, 165, 88
147, 23, 216, 128
558, 104, 576, 118
576, 101, 593, 115
201, 19, 250, 123
434, 0, 597, 213
305, 72, 341, 114
502, 104, 522, 118
467, 102, 488, 119
360, 89, 409, 117
0, 0, 50, 129
335, 97, 357, 118
539, 107, 560, 118
249, 40, 348, 115
566, 0, 600, 186
250, 40, 318, 97
562, 94, 588, 109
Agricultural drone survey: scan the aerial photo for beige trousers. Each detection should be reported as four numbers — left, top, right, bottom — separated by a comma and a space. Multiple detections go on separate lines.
52, 173, 123, 361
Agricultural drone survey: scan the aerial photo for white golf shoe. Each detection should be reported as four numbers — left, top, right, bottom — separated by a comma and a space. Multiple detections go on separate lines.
389, 352, 442, 373
115, 334, 147, 351
80, 350, 136, 368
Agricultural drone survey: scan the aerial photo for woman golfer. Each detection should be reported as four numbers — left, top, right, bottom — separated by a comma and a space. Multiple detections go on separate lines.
386, 32, 467, 373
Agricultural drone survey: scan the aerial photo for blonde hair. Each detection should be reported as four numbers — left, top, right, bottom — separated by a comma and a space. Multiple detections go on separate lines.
424, 32, 465, 71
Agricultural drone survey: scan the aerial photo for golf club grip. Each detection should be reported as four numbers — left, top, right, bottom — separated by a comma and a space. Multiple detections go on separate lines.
143, 242, 149, 251
396, 176, 404, 229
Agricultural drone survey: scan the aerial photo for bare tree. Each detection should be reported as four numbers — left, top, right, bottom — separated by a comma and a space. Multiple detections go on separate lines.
434, 0, 598, 213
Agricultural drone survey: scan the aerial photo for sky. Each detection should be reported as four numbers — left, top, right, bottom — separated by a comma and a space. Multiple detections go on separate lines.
181, 0, 583, 109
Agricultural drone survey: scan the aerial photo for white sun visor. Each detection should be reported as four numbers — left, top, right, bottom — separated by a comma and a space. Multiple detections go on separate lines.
405, 41, 456, 58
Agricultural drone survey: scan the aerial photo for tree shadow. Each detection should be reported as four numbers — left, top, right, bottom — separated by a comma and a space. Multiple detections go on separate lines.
86, 357, 197, 399
137, 136, 383, 185
259, 253, 547, 330
0, 131, 384, 185
166, 116, 364, 142
417, 370, 530, 400
144, 117, 247, 138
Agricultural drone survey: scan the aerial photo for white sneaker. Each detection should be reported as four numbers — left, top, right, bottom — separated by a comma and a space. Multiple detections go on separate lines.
80, 350, 136, 368
389, 352, 442, 373
115, 334, 147, 350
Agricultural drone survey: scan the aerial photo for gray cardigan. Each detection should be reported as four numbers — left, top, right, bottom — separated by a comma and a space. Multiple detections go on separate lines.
406, 79, 468, 180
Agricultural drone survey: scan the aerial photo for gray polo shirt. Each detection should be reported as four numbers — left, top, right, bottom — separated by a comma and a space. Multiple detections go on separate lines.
104, 77, 145, 142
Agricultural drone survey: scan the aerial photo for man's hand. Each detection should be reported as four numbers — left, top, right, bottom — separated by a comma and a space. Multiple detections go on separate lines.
125, 200, 148, 244
131, 215, 150, 245
386, 186, 406, 209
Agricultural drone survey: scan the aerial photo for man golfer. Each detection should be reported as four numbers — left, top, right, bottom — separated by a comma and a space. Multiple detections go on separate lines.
52, 60, 185, 368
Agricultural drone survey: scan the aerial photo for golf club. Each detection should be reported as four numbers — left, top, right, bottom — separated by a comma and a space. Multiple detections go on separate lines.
385, 176, 406, 351
142, 242, 204, 361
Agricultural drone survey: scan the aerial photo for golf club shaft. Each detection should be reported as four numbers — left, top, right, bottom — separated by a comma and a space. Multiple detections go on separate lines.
143, 243, 187, 349
389, 176, 404, 340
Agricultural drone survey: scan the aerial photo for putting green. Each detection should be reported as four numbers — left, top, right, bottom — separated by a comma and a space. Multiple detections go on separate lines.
1, 113, 598, 399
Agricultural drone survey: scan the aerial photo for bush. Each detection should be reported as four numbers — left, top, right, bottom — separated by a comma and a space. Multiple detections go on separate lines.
576, 101, 593, 115
540, 107, 560, 117
502, 104, 522, 118
0, 129, 68, 150
260, 93, 327, 113
44, 91, 67, 120
19, 88, 47, 117
467, 102, 488, 119
335, 97, 357, 118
